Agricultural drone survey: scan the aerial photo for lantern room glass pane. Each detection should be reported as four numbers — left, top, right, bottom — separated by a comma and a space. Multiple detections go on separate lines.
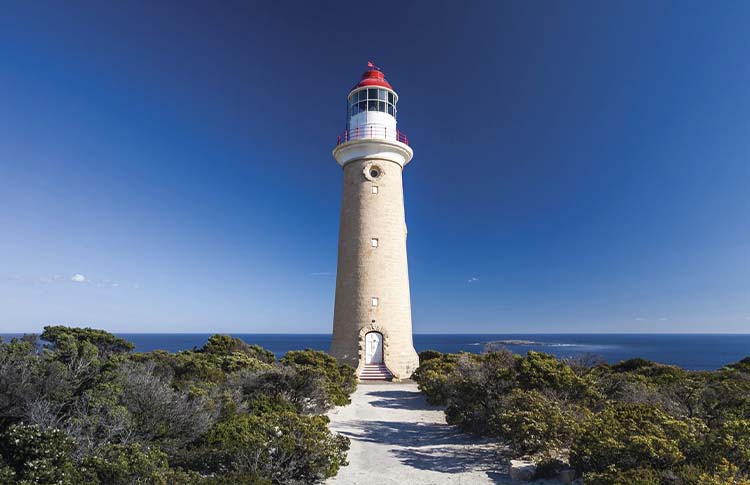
357, 101, 366, 113
359, 90, 366, 102
387, 104, 394, 116
378, 89, 387, 101
368, 100, 378, 111
388, 92, 394, 104
367, 88, 377, 100
378, 101, 386, 112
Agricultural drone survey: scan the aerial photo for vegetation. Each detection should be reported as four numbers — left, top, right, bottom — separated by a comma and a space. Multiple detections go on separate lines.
413, 349, 750, 483
0, 327, 355, 484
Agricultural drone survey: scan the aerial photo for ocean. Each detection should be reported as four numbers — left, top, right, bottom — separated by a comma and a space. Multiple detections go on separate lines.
2, 332, 749, 371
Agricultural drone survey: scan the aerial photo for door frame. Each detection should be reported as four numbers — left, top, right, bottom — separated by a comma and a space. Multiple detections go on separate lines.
364, 331, 384, 364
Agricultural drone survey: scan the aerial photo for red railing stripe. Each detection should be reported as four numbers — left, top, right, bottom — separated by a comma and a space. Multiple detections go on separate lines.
336, 126, 409, 146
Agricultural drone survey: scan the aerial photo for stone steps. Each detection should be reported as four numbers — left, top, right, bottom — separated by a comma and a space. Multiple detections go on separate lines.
359, 363, 393, 381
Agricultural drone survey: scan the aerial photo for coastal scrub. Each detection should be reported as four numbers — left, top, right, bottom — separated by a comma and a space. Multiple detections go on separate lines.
0, 327, 355, 484
413, 348, 750, 483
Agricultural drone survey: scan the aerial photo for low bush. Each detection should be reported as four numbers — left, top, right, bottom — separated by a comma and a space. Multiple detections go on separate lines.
81, 443, 201, 484
281, 349, 357, 407
0, 327, 355, 484
570, 403, 705, 474
202, 411, 349, 484
200, 334, 276, 364
412, 352, 462, 405
413, 349, 750, 482
490, 389, 579, 454
0, 424, 80, 484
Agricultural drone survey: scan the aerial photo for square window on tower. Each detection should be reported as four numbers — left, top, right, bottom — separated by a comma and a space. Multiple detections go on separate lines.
372, 185, 378, 194
371, 238, 379, 248
372, 297, 379, 307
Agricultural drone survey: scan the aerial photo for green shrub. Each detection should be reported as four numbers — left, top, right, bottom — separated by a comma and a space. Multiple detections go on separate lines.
571, 403, 706, 475
158, 348, 272, 389
443, 352, 519, 433
42, 325, 134, 355
703, 419, 750, 473
239, 366, 330, 414
415, 349, 750, 482
281, 350, 356, 406
723, 357, 750, 374
201, 335, 276, 364
533, 457, 566, 478
0, 457, 14, 483
0, 328, 353, 483
245, 394, 299, 415
489, 389, 580, 454
203, 411, 349, 483
517, 351, 580, 391
412, 352, 461, 405
517, 351, 596, 402
0, 424, 81, 484
81, 443, 202, 484
417, 350, 443, 363
698, 459, 750, 485
583, 466, 662, 485
609, 358, 687, 384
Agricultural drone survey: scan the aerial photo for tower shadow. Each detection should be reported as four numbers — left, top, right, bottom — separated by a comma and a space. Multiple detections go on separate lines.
340, 419, 510, 482
367, 389, 440, 410
337, 386, 514, 483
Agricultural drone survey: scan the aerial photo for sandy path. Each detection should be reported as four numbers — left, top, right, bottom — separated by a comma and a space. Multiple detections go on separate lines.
326, 382, 560, 484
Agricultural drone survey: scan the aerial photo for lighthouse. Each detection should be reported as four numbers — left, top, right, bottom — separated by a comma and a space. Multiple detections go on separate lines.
329, 63, 419, 380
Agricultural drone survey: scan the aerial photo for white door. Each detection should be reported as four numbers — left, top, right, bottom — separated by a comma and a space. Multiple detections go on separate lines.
365, 332, 383, 364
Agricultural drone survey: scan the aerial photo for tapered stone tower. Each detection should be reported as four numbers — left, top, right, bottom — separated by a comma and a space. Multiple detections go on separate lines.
329, 63, 419, 380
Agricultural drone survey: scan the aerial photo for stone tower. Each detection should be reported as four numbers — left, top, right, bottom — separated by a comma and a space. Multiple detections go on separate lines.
329, 63, 419, 380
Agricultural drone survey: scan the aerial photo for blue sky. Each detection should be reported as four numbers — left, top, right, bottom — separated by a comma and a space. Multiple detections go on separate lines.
1, 1, 748, 333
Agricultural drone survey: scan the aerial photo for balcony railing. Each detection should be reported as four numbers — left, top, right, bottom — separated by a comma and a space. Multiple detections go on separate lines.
336, 126, 409, 146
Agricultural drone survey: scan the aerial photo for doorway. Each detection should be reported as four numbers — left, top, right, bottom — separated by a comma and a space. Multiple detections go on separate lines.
364, 332, 383, 364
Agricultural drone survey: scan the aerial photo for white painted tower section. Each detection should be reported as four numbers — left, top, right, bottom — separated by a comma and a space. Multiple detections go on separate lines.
329, 66, 419, 380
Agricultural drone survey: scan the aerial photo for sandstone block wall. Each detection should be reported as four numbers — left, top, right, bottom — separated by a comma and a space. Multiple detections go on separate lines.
329, 157, 419, 379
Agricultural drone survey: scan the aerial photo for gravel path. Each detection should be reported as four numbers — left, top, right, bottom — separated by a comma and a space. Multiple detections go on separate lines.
326, 382, 560, 484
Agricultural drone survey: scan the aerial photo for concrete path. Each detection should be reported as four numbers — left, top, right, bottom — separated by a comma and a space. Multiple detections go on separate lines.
326, 382, 560, 484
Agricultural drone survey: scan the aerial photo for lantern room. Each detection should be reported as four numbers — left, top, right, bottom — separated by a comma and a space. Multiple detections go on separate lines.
341, 63, 404, 145
348, 86, 397, 120
334, 62, 412, 168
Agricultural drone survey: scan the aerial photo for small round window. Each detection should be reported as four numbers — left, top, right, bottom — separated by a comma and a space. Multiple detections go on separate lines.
363, 163, 384, 181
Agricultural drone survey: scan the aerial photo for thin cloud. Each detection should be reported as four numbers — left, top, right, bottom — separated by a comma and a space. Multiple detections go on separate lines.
97, 279, 121, 288
8, 275, 64, 284
8, 273, 131, 288
39, 275, 65, 284
467, 277, 480, 284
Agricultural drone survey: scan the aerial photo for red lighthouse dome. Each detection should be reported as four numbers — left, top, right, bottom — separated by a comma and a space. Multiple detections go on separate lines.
353, 62, 393, 90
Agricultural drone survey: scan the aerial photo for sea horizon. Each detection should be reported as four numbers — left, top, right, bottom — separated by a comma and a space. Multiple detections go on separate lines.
4, 331, 750, 335
4, 331, 749, 372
